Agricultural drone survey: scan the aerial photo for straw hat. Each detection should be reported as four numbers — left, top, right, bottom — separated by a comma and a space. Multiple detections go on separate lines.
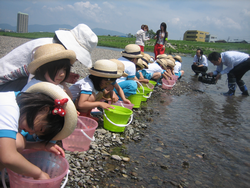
149, 56, 155, 63
166, 58, 175, 68
26, 82, 77, 140
141, 53, 150, 64
174, 55, 182, 62
156, 54, 168, 59
89, 59, 120, 78
110, 59, 128, 77
28, 44, 76, 74
55, 24, 98, 68
156, 59, 168, 70
136, 59, 145, 69
121, 44, 143, 58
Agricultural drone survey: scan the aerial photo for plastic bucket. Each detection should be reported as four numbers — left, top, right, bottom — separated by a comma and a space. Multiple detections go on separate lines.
138, 86, 152, 102
172, 75, 179, 81
149, 80, 157, 86
62, 116, 98, 151
162, 78, 176, 90
103, 105, 133, 132
127, 92, 144, 108
112, 100, 134, 110
142, 82, 154, 90
6, 150, 69, 188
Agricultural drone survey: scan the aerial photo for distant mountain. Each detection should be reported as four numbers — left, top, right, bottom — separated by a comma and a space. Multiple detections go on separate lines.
0, 23, 127, 36
92, 28, 126, 37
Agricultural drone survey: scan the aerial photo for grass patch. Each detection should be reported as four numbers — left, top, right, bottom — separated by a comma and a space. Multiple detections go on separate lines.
1, 32, 249, 56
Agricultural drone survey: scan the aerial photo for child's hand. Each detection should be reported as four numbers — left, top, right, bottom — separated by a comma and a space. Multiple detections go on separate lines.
44, 143, 65, 157
35, 171, 50, 180
123, 99, 131, 104
99, 102, 114, 110
65, 72, 80, 84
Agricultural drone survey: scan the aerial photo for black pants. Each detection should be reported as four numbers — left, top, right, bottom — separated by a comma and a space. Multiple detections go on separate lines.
227, 58, 250, 82
191, 64, 208, 74
0, 77, 28, 92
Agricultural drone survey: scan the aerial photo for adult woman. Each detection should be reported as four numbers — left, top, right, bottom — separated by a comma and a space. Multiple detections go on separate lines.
154, 22, 168, 59
135, 24, 150, 52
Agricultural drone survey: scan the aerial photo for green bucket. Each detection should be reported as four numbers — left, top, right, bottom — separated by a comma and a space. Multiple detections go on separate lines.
103, 105, 133, 132
149, 80, 157, 86
138, 86, 152, 102
127, 92, 144, 108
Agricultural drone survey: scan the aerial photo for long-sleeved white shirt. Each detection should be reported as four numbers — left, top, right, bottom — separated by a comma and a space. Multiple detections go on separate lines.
213, 51, 249, 75
135, 29, 149, 46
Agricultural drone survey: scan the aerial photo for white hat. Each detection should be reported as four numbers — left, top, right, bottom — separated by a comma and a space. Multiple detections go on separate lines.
26, 82, 77, 140
121, 44, 143, 58
55, 24, 98, 68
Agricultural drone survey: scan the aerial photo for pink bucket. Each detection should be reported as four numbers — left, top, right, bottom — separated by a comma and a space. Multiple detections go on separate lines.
112, 100, 134, 110
62, 116, 98, 152
162, 78, 176, 90
6, 150, 69, 188
172, 75, 179, 81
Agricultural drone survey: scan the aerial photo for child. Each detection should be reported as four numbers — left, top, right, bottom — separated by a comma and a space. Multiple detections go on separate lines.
69, 59, 122, 120
22, 43, 77, 99
115, 44, 143, 98
173, 55, 185, 79
136, 58, 150, 84
0, 82, 77, 180
104, 59, 132, 104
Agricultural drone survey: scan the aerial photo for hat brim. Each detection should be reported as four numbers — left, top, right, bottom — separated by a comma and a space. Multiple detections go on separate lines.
26, 82, 77, 140
28, 50, 76, 74
55, 30, 93, 68
121, 52, 143, 58
89, 68, 121, 78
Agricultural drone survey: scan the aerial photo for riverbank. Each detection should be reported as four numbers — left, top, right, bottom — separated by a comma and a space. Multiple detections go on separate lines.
0, 36, 198, 188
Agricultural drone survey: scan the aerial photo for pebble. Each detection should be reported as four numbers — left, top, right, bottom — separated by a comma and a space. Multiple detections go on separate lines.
0, 36, 199, 187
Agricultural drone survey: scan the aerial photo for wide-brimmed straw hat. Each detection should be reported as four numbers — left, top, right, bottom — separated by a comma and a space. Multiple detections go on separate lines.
55, 24, 98, 68
174, 55, 182, 62
110, 59, 128, 77
156, 59, 168, 70
136, 59, 145, 69
89, 59, 120, 78
26, 82, 77, 140
166, 58, 175, 68
141, 53, 150, 65
156, 54, 168, 59
121, 44, 143, 58
28, 43, 76, 74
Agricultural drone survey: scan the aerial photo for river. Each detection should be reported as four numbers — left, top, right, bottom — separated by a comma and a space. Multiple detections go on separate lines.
98, 48, 250, 188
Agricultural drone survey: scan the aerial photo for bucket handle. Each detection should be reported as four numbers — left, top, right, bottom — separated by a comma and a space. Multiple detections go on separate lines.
162, 81, 176, 87
1, 169, 7, 188
103, 112, 133, 127
61, 169, 70, 188
81, 129, 95, 141
1, 169, 70, 188
143, 91, 152, 99
136, 81, 144, 94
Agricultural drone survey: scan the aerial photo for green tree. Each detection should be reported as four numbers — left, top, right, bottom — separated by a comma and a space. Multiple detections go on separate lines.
147, 29, 156, 39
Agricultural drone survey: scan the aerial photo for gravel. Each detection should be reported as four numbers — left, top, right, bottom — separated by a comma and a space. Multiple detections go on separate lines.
0, 35, 196, 188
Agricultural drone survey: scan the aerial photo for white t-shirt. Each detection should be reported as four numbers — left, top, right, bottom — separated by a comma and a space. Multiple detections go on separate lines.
193, 54, 208, 66
0, 92, 19, 139
116, 57, 136, 83
174, 61, 182, 73
145, 61, 164, 74
69, 75, 99, 101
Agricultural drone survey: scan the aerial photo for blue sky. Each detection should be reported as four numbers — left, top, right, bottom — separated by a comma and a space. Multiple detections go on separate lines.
0, 0, 250, 41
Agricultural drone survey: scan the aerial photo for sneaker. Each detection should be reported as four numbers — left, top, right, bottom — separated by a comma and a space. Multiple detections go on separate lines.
91, 107, 103, 116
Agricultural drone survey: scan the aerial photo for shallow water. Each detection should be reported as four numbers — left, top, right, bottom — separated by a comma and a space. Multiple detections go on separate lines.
102, 51, 250, 188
